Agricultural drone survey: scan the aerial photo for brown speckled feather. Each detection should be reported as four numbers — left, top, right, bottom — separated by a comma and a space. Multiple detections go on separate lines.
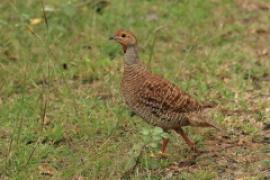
138, 74, 202, 113
111, 29, 219, 132
111, 29, 221, 153
121, 63, 216, 130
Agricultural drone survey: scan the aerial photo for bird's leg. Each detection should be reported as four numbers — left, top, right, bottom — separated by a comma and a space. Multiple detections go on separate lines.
161, 138, 169, 154
175, 127, 199, 153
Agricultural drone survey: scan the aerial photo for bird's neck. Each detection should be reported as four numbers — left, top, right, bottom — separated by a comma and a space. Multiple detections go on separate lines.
124, 45, 140, 65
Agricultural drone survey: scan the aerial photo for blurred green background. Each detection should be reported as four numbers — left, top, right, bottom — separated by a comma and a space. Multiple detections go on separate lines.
0, 0, 270, 179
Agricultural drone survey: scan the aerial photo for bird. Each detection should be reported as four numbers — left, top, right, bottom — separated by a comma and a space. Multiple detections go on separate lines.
110, 29, 220, 154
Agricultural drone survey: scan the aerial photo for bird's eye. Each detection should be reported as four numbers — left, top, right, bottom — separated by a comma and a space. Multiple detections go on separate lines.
121, 34, 126, 38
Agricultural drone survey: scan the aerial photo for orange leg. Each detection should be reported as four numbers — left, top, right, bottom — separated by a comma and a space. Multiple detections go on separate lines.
161, 138, 169, 154
175, 127, 199, 153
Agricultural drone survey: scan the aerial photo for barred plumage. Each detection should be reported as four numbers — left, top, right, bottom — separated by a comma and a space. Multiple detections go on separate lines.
110, 30, 219, 153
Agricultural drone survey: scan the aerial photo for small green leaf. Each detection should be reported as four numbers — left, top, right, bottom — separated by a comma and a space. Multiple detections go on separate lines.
161, 133, 169, 139
153, 127, 163, 135
153, 135, 162, 142
141, 128, 150, 136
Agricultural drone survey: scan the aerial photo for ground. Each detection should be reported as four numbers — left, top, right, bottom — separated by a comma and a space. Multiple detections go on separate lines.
0, 0, 270, 179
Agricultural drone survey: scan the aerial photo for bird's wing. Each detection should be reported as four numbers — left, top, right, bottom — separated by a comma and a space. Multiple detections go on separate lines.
138, 74, 202, 113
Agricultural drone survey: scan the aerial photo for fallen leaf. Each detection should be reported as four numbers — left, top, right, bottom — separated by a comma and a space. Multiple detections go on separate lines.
30, 18, 42, 26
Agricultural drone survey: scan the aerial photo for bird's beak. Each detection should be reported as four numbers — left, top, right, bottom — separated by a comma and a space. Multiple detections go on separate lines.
109, 35, 115, 40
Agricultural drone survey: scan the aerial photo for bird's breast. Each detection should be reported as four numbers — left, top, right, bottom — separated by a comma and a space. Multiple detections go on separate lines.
121, 65, 147, 107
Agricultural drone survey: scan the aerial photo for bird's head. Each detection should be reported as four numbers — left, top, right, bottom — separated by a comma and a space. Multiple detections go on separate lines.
109, 30, 137, 53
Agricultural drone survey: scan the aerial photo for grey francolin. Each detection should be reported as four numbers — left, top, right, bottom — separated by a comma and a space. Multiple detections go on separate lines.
110, 30, 220, 153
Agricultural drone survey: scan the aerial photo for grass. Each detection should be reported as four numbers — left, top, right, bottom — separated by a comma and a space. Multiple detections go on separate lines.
1, 0, 270, 179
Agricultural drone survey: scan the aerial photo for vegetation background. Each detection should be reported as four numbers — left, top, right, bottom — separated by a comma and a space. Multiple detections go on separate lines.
0, 0, 270, 179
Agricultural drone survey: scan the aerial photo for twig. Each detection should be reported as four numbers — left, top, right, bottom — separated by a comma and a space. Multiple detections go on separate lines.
5, 134, 14, 169
15, 118, 24, 147
41, 0, 48, 30
40, 96, 47, 130
147, 26, 164, 70
25, 96, 47, 166
28, 0, 80, 117
22, 2, 49, 167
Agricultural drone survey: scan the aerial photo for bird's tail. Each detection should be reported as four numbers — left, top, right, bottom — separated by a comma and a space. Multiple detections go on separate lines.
197, 121, 222, 131
201, 101, 217, 109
